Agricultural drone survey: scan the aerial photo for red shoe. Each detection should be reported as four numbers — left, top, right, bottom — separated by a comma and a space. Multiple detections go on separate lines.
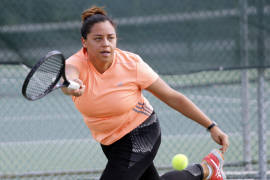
202, 149, 226, 180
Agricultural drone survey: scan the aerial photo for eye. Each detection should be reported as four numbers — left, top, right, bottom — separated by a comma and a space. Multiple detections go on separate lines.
108, 36, 115, 40
94, 37, 102, 41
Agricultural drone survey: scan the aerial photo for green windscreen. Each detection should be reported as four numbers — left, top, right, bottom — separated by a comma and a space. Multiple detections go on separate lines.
1, 0, 269, 74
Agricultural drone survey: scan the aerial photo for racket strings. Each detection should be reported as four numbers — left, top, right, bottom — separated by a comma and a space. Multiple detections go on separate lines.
26, 55, 63, 99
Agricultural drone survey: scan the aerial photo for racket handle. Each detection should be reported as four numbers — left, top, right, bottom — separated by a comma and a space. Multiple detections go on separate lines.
68, 80, 80, 90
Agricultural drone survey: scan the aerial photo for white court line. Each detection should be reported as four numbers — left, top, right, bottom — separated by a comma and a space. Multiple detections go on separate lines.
0, 6, 269, 33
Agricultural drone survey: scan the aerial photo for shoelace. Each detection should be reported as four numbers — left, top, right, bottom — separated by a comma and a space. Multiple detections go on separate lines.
210, 159, 222, 178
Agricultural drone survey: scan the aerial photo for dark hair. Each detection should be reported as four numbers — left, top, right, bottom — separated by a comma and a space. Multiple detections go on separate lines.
81, 6, 116, 39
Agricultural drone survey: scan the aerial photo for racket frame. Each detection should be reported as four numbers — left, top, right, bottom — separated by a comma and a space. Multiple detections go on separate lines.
22, 50, 69, 100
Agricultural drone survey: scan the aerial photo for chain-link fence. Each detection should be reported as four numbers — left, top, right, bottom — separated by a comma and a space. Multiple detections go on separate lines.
1, 0, 269, 179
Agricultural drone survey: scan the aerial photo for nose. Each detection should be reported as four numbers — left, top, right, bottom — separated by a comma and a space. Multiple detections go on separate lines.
102, 38, 110, 46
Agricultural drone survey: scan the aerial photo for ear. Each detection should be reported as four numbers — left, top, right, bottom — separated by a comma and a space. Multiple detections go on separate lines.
81, 37, 87, 48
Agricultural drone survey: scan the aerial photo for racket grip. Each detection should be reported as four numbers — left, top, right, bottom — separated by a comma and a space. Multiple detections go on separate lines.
68, 80, 80, 90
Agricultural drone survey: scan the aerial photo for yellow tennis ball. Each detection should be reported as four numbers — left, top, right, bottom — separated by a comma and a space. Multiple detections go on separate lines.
172, 154, 188, 171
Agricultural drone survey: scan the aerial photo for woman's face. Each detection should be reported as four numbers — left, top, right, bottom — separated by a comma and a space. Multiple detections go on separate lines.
82, 21, 117, 63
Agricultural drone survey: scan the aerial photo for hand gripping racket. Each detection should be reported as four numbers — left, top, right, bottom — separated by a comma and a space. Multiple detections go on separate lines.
22, 50, 80, 101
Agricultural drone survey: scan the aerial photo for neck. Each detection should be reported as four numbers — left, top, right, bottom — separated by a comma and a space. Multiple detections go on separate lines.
90, 58, 113, 74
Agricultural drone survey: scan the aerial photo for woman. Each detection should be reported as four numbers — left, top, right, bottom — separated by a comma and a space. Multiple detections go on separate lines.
62, 6, 229, 180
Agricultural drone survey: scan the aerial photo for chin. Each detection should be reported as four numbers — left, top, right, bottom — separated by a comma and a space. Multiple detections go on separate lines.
100, 56, 113, 62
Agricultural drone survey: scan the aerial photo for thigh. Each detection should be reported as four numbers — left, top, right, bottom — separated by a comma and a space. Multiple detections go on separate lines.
100, 113, 161, 180
139, 163, 160, 180
100, 135, 161, 180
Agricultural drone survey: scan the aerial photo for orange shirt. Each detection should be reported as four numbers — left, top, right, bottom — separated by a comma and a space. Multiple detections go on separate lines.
66, 48, 159, 145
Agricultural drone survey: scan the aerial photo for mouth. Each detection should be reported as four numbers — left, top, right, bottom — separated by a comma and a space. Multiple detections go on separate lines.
100, 50, 111, 57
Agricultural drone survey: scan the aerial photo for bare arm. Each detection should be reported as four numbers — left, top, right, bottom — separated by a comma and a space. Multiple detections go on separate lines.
146, 77, 229, 153
61, 64, 85, 97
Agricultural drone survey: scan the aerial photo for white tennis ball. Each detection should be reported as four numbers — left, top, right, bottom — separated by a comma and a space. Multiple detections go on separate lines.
172, 154, 188, 171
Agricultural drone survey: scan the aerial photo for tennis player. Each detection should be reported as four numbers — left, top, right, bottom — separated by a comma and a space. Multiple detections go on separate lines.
62, 6, 229, 180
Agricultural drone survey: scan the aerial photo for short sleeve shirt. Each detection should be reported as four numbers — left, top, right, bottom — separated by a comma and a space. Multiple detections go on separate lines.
66, 48, 159, 145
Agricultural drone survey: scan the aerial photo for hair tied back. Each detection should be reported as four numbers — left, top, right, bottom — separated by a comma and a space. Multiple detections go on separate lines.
81, 6, 107, 23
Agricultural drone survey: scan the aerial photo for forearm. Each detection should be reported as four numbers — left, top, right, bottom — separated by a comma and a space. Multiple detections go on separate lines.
167, 91, 229, 152
61, 64, 85, 97
146, 77, 229, 152
164, 90, 213, 128
146, 78, 213, 128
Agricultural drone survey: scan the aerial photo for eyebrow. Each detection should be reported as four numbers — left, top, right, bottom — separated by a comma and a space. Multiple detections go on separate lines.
92, 34, 116, 37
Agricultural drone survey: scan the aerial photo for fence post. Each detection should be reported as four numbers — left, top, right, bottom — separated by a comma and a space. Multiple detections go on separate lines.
256, 0, 267, 179
239, 0, 251, 171
257, 69, 267, 180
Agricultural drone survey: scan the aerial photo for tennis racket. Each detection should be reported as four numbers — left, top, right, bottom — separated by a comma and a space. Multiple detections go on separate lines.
22, 50, 80, 101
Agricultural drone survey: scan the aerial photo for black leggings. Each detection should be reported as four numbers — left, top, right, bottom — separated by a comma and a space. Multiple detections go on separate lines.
100, 112, 203, 180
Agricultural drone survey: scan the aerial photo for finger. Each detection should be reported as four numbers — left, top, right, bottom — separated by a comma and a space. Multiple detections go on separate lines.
74, 91, 82, 97
221, 145, 227, 154
77, 81, 85, 90
81, 84, 86, 90
224, 140, 229, 152
71, 79, 83, 86
220, 145, 226, 154
75, 86, 85, 95
74, 79, 83, 85
221, 136, 229, 153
